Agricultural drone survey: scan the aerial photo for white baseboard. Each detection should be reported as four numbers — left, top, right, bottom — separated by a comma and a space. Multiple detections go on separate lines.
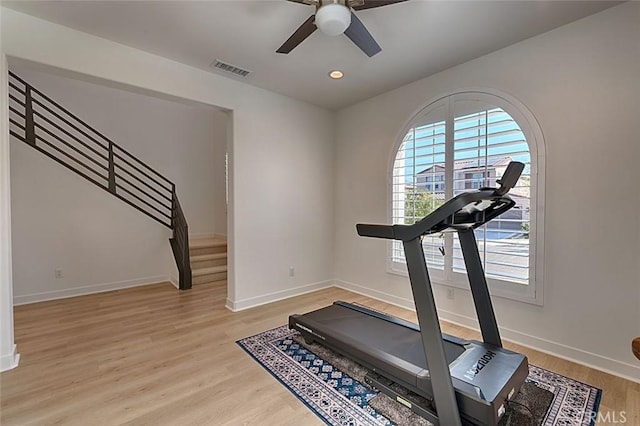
0, 344, 20, 372
333, 280, 640, 384
225, 280, 334, 312
334, 279, 416, 310
168, 277, 179, 289
13, 276, 173, 305
189, 233, 226, 240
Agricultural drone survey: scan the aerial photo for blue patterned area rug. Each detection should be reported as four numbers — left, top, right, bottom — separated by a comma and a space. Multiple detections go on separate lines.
237, 325, 602, 426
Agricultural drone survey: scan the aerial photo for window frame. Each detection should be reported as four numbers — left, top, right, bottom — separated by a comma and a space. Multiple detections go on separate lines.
387, 90, 545, 305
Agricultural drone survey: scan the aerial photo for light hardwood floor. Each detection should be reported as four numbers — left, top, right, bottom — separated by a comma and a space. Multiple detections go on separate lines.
1, 282, 638, 425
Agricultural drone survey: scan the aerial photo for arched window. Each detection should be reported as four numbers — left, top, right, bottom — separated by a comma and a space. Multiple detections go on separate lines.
391, 91, 545, 303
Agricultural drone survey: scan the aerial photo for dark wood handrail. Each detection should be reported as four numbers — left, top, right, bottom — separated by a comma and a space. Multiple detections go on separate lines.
7, 71, 192, 290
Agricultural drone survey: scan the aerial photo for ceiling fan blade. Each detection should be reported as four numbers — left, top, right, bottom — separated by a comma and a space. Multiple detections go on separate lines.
352, 0, 408, 11
277, 15, 317, 54
343, 12, 381, 57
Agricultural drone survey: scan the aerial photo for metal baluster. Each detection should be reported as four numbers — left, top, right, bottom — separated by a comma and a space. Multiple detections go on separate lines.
108, 141, 116, 194
25, 86, 36, 146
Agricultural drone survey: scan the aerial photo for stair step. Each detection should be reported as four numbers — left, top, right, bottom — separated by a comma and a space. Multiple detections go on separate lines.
192, 265, 227, 277
189, 238, 227, 257
190, 252, 227, 269
190, 238, 226, 249
192, 265, 227, 285
190, 253, 227, 262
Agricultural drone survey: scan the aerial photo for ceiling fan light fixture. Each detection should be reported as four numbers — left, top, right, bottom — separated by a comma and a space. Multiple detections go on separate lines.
315, 3, 351, 36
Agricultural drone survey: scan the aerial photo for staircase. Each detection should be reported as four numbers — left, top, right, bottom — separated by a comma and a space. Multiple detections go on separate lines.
7, 71, 193, 290
190, 238, 227, 285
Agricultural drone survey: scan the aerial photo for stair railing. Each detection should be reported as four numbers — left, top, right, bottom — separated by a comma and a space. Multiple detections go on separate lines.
7, 71, 192, 290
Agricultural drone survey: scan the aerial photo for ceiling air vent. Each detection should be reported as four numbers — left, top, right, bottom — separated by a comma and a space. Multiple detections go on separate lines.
210, 59, 252, 78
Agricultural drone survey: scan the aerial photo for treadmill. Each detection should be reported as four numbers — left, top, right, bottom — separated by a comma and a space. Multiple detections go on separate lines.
289, 161, 529, 425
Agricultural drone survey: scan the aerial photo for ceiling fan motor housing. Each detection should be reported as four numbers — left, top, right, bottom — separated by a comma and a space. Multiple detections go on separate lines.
316, 0, 351, 36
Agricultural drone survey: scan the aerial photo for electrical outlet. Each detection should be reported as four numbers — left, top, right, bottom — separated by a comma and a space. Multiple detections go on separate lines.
289, 267, 295, 277
447, 288, 454, 300
55, 268, 64, 279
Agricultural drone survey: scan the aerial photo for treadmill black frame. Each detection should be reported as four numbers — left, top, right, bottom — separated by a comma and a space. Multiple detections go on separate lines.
292, 161, 526, 425
356, 161, 525, 425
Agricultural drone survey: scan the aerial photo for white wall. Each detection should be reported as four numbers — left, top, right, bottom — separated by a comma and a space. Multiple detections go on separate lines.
11, 140, 175, 301
1, 50, 20, 371
212, 112, 229, 238
334, 2, 640, 381
1, 7, 335, 311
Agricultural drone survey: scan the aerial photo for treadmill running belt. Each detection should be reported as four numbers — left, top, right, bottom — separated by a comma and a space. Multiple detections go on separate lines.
299, 304, 466, 371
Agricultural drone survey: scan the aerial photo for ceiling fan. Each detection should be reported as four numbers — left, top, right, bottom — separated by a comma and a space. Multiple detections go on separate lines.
277, 0, 408, 57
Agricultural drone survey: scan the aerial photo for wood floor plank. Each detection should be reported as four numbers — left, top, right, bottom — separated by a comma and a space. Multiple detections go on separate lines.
1, 282, 637, 425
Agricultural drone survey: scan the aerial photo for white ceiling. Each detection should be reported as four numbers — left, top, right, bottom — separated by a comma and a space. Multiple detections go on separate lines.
2, 0, 621, 110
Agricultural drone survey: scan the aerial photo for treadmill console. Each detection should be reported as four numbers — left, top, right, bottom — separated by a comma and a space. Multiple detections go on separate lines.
357, 161, 524, 241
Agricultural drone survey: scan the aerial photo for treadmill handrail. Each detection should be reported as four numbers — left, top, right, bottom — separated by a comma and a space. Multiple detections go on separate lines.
357, 161, 524, 242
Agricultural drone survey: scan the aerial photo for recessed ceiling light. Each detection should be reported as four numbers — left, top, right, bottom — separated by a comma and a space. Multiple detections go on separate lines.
329, 70, 344, 79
